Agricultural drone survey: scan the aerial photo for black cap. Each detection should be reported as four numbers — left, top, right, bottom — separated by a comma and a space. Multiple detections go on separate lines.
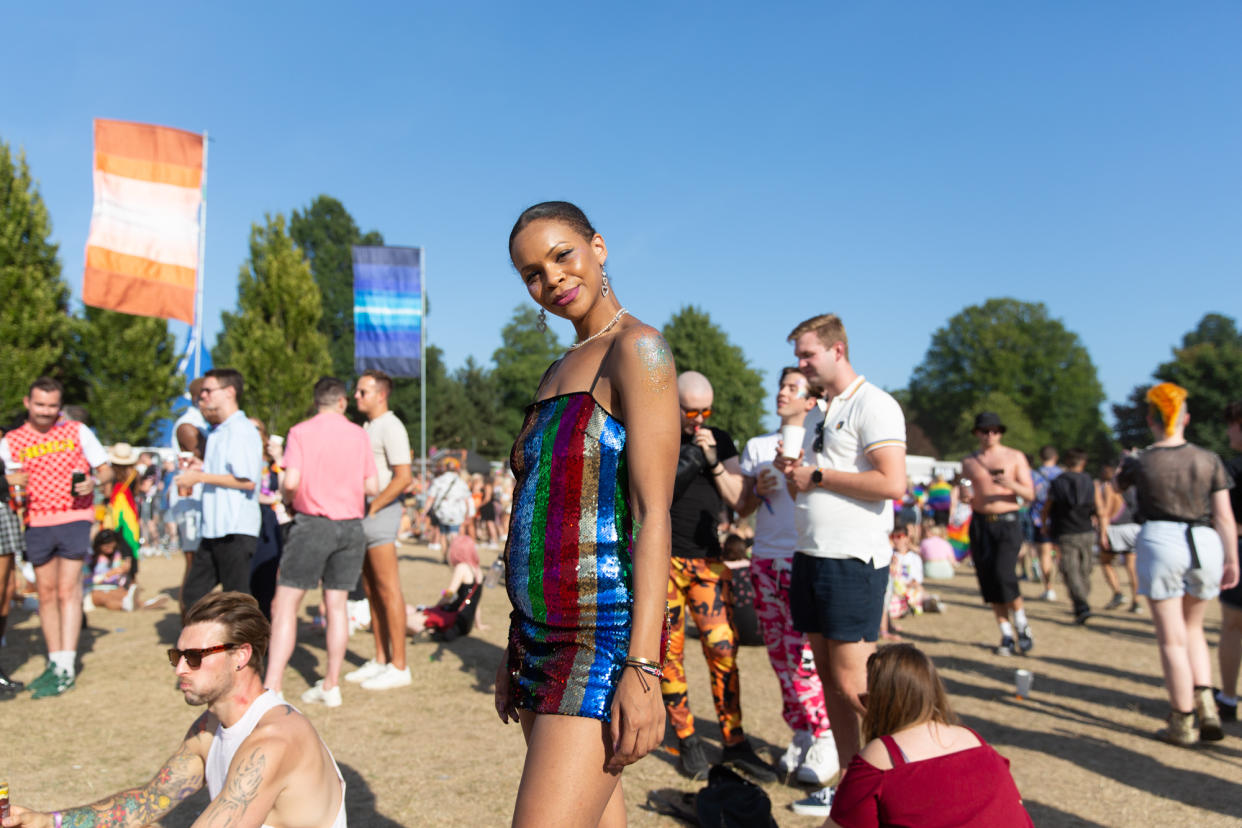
973, 412, 1006, 433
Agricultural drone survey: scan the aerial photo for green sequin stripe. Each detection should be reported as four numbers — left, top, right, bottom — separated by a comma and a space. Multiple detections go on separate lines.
614, 452, 632, 583
527, 396, 567, 623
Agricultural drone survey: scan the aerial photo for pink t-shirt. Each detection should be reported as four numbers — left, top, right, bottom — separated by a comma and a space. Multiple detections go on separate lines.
920, 536, 956, 563
283, 413, 376, 520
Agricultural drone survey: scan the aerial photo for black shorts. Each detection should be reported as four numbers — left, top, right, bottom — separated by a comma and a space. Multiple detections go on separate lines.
790, 553, 888, 642
182, 533, 257, 611
970, 513, 1023, 604
1221, 541, 1242, 610
25, 520, 91, 567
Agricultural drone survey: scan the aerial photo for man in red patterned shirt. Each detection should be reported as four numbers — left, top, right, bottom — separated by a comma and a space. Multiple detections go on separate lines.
0, 377, 112, 697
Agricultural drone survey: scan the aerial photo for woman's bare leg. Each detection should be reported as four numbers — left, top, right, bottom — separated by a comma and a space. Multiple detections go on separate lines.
1220, 604, 1242, 698
514, 710, 624, 828
1150, 596, 1193, 711
1182, 595, 1211, 688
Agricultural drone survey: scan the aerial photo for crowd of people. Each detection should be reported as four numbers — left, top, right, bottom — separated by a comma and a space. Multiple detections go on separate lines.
0, 200, 1238, 827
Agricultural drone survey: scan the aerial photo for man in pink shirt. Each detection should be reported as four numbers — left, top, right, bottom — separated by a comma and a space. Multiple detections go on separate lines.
264, 378, 377, 707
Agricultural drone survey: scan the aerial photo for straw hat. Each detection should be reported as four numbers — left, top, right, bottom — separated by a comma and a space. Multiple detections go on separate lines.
108, 442, 140, 466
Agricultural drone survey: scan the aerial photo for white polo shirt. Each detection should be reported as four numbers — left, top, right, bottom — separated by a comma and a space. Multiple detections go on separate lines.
795, 375, 906, 566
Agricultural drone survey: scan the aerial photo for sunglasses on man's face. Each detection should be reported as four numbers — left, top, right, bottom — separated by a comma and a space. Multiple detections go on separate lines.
167, 643, 238, 669
681, 407, 712, 419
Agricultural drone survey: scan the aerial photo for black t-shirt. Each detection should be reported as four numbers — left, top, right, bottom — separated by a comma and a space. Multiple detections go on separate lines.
1048, 470, 1096, 537
1227, 454, 1241, 523
1119, 443, 1231, 525
670, 426, 738, 558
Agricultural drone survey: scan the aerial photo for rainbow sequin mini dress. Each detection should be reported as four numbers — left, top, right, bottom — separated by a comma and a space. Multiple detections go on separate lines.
505, 392, 633, 721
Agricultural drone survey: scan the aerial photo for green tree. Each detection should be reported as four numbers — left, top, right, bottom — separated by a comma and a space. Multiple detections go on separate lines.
1113, 313, 1242, 455
491, 306, 563, 440
65, 308, 182, 444
906, 298, 1113, 459
0, 140, 71, 423
662, 305, 765, 445
213, 214, 332, 435
289, 195, 384, 382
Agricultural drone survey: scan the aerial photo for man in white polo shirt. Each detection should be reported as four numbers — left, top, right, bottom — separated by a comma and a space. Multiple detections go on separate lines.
776, 313, 907, 817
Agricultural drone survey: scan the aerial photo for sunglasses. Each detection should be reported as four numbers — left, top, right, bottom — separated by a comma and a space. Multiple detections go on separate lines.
681, 407, 712, 419
813, 421, 825, 453
977, 427, 1003, 435
167, 643, 238, 669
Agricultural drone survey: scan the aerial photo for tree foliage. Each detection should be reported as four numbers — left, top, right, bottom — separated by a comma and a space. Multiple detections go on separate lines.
64, 308, 183, 444
906, 298, 1112, 459
0, 140, 71, 424
491, 306, 564, 441
662, 305, 765, 446
213, 215, 332, 435
1113, 313, 1242, 456
289, 195, 384, 382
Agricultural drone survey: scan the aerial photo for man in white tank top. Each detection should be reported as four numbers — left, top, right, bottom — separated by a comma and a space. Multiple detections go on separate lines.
3, 592, 347, 828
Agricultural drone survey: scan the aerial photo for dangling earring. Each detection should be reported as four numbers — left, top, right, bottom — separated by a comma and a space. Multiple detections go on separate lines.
536, 308, 547, 332
601, 268, 610, 298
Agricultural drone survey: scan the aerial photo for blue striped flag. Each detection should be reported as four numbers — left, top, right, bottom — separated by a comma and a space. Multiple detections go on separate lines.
353, 245, 423, 377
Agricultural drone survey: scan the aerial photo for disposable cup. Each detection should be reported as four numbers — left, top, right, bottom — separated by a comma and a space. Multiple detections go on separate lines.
1015, 669, 1033, 698
779, 425, 805, 459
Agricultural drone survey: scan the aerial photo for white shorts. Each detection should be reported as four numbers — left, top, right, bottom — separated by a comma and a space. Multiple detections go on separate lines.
1136, 521, 1223, 601
1106, 523, 1141, 554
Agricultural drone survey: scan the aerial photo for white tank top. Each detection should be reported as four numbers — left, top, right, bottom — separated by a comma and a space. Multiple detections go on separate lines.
205, 690, 347, 828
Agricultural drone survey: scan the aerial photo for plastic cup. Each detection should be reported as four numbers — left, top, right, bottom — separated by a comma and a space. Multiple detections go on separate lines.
1015, 669, 1033, 698
779, 425, 805, 459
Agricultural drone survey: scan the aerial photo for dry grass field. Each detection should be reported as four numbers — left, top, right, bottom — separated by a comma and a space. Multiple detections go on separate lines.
2, 543, 1241, 826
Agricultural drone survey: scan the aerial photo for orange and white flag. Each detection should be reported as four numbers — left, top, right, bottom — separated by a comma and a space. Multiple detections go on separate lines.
82, 119, 204, 323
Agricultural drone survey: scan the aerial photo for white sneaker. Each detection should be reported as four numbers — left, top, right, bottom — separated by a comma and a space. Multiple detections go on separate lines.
790, 786, 834, 817
1041, 588, 1057, 601
776, 730, 814, 776
361, 664, 412, 691
300, 680, 342, 708
344, 659, 385, 684
796, 731, 841, 785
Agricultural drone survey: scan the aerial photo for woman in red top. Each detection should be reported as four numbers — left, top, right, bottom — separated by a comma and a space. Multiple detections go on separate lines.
829, 644, 1032, 828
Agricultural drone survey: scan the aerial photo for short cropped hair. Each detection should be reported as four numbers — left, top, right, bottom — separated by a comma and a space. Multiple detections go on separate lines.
862, 644, 959, 743
1038, 445, 1058, 462
1063, 448, 1088, 467
778, 366, 823, 400
28, 376, 64, 399
787, 314, 849, 361
183, 592, 270, 675
360, 369, 393, 398
205, 369, 244, 404
314, 377, 348, 408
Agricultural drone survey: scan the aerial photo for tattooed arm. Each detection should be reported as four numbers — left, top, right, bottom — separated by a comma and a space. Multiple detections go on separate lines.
3, 714, 212, 828
191, 729, 289, 828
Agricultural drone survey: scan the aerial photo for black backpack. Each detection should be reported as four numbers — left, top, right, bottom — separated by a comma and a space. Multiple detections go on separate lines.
694, 765, 778, 828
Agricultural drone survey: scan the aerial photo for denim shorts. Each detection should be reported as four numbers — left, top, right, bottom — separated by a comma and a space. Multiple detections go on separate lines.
1136, 521, 1223, 601
25, 520, 91, 567
279, 514, 366, 591
790, 552, 888, 642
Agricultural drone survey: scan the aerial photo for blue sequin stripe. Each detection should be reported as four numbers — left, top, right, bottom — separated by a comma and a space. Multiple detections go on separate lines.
508, 400, 559, 619
590, 412, 629, 708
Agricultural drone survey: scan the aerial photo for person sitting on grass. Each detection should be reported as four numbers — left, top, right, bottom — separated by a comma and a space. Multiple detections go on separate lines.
81, 529, 165, 613
826, 643, 1033, 827
406, 534, 486, 640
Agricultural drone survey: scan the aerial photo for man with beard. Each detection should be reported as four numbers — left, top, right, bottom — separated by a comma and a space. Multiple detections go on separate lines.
2, 592, 346, 828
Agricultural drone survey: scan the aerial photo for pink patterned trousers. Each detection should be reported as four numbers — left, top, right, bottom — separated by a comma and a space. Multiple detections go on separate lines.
749, 556, 830, 737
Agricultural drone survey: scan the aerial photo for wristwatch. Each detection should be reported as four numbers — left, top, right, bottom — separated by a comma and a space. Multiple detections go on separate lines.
811, 468, 824, 486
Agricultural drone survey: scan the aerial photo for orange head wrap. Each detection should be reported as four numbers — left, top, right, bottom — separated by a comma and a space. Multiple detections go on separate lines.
1146, 382, 1188, 437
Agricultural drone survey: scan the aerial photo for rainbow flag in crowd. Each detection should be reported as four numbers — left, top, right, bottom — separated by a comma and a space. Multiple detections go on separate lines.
927, 479, 952, 511
82, 119, 205, 323
947, 517, 971, 561
108, 478, 141, 554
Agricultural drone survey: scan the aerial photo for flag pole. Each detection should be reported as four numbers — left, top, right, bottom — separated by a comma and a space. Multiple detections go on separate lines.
193, 130, 209, 378
420, 247, 428, 484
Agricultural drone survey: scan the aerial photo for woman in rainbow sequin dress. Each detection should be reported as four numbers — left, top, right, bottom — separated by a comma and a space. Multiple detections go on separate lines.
496, 202, 680, 827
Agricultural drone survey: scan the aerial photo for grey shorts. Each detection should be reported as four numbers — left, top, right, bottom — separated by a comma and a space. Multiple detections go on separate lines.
279, 514, 366, 591
363, 501, 403, 549
1105, 523, 1140, 554
1136, 521, 1223, 601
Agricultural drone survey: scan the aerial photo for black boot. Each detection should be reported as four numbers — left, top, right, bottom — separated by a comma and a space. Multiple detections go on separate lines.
0, 666, 24, 693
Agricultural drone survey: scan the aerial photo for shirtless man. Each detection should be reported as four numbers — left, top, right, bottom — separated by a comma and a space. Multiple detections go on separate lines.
960, 412, 1036, 656
2, 592, 347, 828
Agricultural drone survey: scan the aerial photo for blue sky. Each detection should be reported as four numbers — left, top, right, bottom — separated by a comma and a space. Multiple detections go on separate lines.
3, 2, 1239, 427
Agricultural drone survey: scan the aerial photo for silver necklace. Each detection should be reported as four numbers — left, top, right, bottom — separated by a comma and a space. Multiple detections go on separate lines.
566, 308, 628, 351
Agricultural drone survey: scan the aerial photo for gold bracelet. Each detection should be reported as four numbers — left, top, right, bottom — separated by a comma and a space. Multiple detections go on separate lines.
625, 656, 663, 670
